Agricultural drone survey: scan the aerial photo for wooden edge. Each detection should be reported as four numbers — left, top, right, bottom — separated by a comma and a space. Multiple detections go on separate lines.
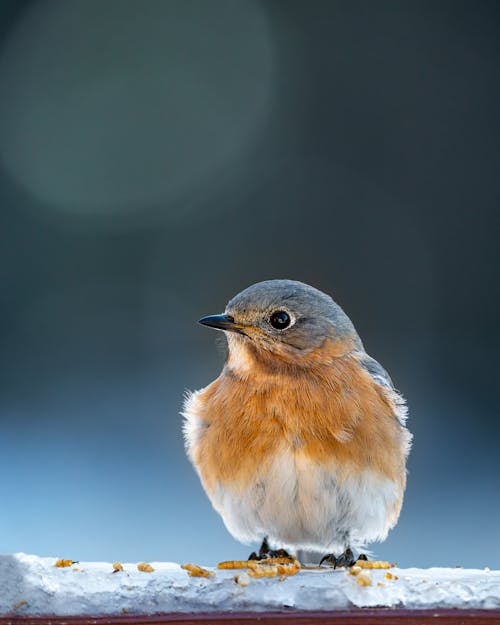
1, 610, 500, 625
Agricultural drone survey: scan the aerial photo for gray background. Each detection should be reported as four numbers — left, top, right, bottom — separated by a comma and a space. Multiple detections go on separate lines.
0, 0, 499, 568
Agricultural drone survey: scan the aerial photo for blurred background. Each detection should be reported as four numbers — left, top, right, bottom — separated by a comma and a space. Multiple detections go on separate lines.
0, 0, 499, 568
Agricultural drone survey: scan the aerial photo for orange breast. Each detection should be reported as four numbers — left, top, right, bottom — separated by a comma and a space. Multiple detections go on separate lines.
192, 347, 406, 499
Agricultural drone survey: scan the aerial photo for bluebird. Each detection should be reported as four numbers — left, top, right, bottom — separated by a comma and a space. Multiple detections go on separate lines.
183, 280, 412, 566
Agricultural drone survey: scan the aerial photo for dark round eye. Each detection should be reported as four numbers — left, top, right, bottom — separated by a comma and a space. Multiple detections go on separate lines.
269, 311, 291, 330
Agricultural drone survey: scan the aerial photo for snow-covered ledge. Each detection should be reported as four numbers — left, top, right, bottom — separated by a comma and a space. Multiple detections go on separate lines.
1, 553, 499, 618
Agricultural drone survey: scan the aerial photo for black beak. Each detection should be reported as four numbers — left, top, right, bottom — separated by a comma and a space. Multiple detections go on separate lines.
198, 313, 243, 333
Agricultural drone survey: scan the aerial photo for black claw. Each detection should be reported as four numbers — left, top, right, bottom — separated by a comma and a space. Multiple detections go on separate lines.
336, 547, 356, 568
320, 547, 357, 568
272, 548, 291, 558
319, 553, 338, 568
358, 553, 368, 561
248, 537, 293, 561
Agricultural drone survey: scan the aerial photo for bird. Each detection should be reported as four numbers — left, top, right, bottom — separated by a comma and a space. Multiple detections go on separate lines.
182, 279, 412, 566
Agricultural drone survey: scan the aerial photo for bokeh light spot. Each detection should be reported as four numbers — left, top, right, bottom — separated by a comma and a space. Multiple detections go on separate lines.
0, 0, 274, 221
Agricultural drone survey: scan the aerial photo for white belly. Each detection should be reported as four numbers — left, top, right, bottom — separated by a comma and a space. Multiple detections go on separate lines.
209, 449, 400, 553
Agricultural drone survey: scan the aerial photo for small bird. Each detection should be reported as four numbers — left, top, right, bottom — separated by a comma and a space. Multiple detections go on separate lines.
183, 280, 412, 565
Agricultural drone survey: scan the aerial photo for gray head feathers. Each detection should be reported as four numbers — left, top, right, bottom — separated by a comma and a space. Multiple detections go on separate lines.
226, 279, 363, 352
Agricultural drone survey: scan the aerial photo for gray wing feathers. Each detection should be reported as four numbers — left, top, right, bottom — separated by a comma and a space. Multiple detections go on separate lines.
355, 352, 408, 427
357, 353, 394, 389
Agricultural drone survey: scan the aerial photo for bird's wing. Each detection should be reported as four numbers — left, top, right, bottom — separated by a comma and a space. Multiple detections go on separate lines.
357, 353, 394, 389
355, 352, 408, 427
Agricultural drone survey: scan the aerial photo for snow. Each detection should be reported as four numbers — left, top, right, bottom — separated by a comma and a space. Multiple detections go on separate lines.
1, 553, 499, 616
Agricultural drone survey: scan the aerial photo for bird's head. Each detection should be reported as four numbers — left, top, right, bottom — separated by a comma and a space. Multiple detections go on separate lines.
199, 279, 362, 372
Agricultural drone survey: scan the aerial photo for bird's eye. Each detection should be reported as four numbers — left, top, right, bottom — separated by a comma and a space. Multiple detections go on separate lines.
269, 311, 291, 330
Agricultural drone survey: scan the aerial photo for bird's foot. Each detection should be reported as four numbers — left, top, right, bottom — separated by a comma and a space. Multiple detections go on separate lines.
319, 547, 357, 569
249, 537, 293, 561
